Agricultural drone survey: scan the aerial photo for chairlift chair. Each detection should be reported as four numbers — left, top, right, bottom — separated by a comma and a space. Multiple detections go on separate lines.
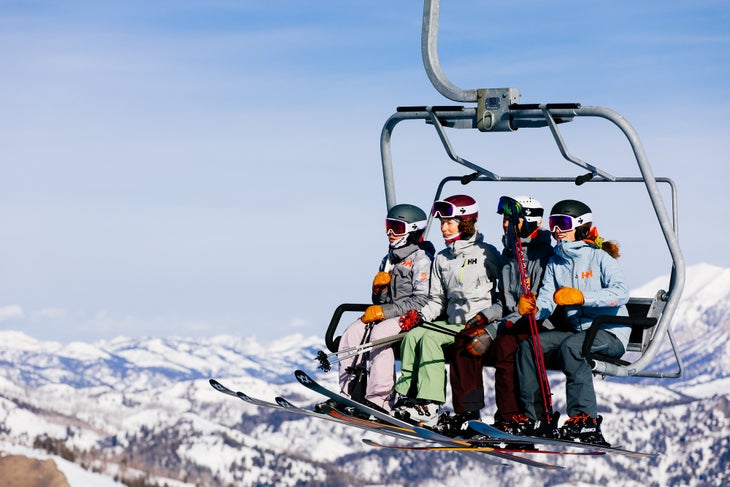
326, 0, 685, 380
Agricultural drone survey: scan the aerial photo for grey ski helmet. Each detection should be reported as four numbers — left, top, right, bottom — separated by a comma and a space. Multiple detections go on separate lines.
386, 204, 427, 243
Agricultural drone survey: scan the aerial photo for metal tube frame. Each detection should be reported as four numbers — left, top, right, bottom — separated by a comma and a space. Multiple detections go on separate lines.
377, 0, 685, 378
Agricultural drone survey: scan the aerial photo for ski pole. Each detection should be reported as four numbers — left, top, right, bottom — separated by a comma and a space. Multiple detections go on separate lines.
503, 197, 555, 426
315, 318, 461, 371
325, 320, 460, 366
315, 333, 404, 372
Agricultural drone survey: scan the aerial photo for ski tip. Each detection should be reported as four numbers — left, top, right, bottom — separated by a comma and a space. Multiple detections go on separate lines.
275, 397, 294, 408
236, 391, 252, 401
294, 369, 311, 383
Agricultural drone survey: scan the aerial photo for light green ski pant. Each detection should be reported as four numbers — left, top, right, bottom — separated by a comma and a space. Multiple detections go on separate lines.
394, 321, 464, 403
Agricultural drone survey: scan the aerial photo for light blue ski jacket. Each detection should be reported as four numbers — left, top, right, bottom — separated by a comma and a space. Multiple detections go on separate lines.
534, 239, 631, 348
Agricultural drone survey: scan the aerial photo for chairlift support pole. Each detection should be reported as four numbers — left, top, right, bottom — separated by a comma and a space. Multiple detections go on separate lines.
378, 0, 686, 378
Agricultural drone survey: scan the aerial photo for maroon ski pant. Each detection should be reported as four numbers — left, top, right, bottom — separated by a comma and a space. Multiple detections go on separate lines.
450, 318, 545, 420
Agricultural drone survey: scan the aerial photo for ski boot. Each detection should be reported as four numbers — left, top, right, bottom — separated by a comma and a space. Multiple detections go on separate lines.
392, 397, 441, 428
314, 399, 341, 414
490, 414, 539, 449
559, 413, 611, 446
435, 410, 481, 437
492, 413, 534, 436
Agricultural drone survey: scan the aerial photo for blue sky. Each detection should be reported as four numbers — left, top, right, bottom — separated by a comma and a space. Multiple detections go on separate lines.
0, 0, 728, 343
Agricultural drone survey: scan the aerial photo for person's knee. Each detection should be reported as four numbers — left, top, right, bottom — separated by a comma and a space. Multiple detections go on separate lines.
558, 337, 584, 363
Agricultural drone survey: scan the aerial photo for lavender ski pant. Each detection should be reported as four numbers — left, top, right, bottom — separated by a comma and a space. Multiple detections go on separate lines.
338, 317, 402, 411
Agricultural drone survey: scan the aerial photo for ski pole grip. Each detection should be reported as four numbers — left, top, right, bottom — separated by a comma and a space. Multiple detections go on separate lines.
325, 303, 370, 352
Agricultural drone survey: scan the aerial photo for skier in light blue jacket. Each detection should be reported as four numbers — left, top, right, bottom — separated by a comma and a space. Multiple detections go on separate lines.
515, 199, 629, 446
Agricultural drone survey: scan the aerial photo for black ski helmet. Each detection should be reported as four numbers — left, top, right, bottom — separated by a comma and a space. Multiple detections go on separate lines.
386, 204, 428, 243
549, 199, 593, 240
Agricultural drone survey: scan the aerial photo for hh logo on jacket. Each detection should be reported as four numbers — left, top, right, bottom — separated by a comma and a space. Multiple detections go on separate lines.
581, 270, 593, 279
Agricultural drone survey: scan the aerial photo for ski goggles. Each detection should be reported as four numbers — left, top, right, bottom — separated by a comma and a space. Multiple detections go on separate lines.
549, 213, 592, 232
385, 218, 426, 236
431, 200, 479, 219
496, 196, 522, 217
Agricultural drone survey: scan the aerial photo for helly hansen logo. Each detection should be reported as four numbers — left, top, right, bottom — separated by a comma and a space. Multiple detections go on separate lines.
401, 259, 414, 268
581, 270, 593, 279
466, 258, 478, 265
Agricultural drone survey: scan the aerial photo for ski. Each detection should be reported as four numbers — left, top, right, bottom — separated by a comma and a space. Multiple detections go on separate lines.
209, 379, 417, 442
467, 420, 656, 458
361, 438, 603, 455
210, 378, 348, 422
318, 403, 421, 438
275, 397, 420, 442
294, 369, 561, 470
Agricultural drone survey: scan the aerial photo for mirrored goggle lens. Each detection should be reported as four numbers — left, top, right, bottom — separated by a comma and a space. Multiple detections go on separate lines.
496, 196, 522, 217
431, 201, 456, 218
549, 215, 576, 231
385, 218, 408, 235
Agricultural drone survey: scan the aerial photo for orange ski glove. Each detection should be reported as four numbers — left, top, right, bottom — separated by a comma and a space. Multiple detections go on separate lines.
553, 287, 585, 306
517, 293, 537, 316
372, 271, 392, 294
361, 305, 385, 324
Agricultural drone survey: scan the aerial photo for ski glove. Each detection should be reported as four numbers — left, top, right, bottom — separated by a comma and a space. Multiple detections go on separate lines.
554, 287, 585, 306
517, 293, 537, 316
465, 330, 492, 357
399, 309, 423, 332
361, 305, 385, 324
463, 312, 488, 330
372, 271, 392, 294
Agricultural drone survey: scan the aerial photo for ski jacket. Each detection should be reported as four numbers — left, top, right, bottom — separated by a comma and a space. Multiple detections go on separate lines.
373, 242, 434, 319
420, 232, 503, 325
500, 229, 554, 325
533, 239, 631, 348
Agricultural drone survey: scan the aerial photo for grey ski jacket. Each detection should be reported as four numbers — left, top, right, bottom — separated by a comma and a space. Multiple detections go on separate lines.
420, 232, 503, 325
373, 242, 434, 319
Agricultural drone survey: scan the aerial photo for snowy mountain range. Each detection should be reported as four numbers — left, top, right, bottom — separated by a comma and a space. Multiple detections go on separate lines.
0, 262, 728, 486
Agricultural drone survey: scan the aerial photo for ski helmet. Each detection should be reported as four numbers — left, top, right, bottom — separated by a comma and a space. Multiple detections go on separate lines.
386, 203, 427, 245
497, 195, 544, 237
549, 199, 593, 240
431, 194, 479, 221
432, 195, 479, 242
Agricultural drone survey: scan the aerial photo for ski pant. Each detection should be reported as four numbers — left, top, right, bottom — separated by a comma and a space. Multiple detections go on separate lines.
450, 318, 547, 419
394, 321, 463, 404
338, 317, 402, 411
516, 329, 625, 420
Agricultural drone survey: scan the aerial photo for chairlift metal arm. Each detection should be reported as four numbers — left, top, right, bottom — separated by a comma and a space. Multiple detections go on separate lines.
426, 108, 501, 181
421, 0, 477, 103
539, 106, 615, 181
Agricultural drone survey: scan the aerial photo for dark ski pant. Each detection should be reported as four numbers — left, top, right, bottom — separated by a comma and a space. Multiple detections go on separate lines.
450, 318, 547, 419
516, 329, 624, 420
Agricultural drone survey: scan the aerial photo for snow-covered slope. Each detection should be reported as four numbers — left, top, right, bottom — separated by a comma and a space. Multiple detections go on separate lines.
0, 263, 728, 486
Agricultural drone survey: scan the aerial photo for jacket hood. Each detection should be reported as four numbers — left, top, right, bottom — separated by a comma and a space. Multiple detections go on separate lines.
446, 231, 483, 256
388, 241, 421, 264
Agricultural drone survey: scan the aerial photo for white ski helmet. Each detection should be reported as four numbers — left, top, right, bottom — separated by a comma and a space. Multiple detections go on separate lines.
497, 195, 544, 237
513, 195, 544, 225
